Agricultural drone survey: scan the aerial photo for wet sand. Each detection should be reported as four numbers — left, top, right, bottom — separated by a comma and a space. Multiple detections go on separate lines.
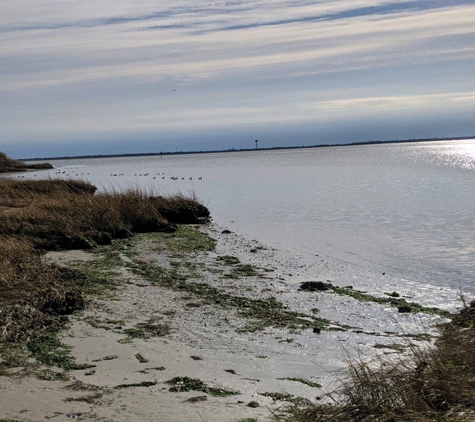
0, 223, 461, 421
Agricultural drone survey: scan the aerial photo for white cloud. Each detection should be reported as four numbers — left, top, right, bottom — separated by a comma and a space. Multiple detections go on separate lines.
3, 3, 475, 91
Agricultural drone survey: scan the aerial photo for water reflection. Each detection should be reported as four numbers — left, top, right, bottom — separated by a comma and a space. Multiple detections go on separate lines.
28, 139, 475, 291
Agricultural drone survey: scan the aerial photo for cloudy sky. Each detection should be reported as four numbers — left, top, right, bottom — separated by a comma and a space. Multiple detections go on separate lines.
2, 0, 475, 158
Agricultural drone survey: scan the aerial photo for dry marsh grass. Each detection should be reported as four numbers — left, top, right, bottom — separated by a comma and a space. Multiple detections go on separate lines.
0, 175, 209, 342
0, 151, 52, 173
0, 236, 85, 342
277, 304, 475, 422
0, 179, 209, 250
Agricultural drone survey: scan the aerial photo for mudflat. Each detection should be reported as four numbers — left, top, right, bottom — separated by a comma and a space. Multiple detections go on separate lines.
0, 223, 456, 422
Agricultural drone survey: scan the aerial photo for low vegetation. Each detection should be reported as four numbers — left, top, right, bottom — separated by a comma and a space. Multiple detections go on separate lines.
0, 151, 52, 173
166, 376, 239, 397
0, 179, 209, 250
300, 281, 451, 317
0, 150, 210, 379
331, 286, 451, 317
0, 237, 86, 342
277, 377, 322, 388
151, 225, 216, 254
133, 262, 330, 332
277, 302, 475, 422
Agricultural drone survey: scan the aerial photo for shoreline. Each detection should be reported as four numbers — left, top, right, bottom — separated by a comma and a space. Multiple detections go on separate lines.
20, 136, 475, 162
0, 223, 459, 421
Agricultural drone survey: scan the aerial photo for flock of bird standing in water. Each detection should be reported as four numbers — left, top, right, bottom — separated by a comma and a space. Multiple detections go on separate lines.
16, 167, 203, 181
129, 173, 203, 181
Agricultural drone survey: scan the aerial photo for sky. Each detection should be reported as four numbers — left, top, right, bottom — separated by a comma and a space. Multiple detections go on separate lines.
1, 0, 475, 159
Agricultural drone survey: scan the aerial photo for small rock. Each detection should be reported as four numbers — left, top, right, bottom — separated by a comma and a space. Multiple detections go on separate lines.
299, 281, 333, 291
221, 229, 232, 234
398, 306, 412, 313
184, 395, 207, 403
247, 401, 260, 408
313, 327, 321, 334
190, 356, 203, 361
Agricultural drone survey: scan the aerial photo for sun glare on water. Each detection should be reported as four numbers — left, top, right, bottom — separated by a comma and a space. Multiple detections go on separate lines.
433, 139, 475, 170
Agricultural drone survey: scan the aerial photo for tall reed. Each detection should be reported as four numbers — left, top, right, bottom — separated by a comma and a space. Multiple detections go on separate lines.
277, 304, 475, 422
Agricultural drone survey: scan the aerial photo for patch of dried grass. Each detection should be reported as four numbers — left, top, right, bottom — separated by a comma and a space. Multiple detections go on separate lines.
0, 236, 86, 342
0, 151, 53, 173
0, 180, 209, 250
277, 304, 475, 422
0, 177, 209, 342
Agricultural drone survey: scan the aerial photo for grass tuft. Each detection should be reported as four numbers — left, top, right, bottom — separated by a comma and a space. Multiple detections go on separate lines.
166, 376, 239, 397
276, 302, 475, 422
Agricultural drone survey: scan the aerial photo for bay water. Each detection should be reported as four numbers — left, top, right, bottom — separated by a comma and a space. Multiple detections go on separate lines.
40, 140, 475, 293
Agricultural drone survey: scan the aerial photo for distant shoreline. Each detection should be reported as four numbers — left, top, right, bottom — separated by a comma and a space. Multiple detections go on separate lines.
23, 135, 475, 161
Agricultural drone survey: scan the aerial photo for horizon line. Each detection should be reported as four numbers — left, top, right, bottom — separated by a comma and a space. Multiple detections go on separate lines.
22, 135, 475, 161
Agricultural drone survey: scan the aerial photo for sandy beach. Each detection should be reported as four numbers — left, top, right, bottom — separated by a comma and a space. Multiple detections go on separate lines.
0, 223, 461, 422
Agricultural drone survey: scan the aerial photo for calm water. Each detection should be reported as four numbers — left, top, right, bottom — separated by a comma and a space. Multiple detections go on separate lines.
40, 140, 475, 292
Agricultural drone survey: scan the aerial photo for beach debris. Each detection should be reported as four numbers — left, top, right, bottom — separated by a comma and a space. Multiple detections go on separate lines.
277, 377, 322, 388
92, 354, 117, 362
259, 392, 295, 402
135, 260, 148, 265
217, 255, 240, 265
372, 343, 405, 353
123, 322, 170, 340
299, 281, 333, 291
184, 395, 208, 403
224, 369, 238, 375
221, 229, 232, 234
171, 380, 185, 392
190, 355, 203, 360
64, 393, 102, 403
63, 380, 102, 391
166, 376, 239, 396
247, 401, 260, 408
398, 306, 412, 313
185, 302, 201, 308
242, 377, 261, 382
114, 380, 158, 389
135, 353, 149, 363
